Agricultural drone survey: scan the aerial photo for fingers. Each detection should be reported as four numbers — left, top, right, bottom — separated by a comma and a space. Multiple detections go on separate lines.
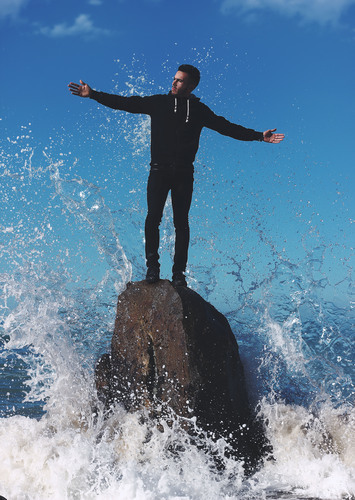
68, 81, 84, 96
271, 134, 285, 143
263, 129, 285, 143
68, 82, 80, 93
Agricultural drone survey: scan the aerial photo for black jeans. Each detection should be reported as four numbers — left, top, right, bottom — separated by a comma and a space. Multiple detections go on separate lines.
145, 165, 194, 273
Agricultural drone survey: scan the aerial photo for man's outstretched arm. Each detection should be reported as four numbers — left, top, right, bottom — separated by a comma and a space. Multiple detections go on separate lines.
263, 129, 285, 143
68, 79, 153, 114
68, 80, 93, 98
202, 105, 285, 143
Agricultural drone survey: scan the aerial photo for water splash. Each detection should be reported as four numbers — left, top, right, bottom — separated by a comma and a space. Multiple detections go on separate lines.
48, 155, 132, 294
0, 49, 354, 499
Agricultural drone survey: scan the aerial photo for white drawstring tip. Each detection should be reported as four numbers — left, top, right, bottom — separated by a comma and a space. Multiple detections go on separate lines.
186, 98, 190, 123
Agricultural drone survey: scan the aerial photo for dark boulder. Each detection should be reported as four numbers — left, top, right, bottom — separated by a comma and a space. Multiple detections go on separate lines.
95, 280, 269, 471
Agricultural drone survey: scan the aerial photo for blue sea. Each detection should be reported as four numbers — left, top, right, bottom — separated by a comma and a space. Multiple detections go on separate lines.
0, 61, 354, 499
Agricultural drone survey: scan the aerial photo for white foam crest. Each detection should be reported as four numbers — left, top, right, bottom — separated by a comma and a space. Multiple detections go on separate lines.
0, 414, 98, 500
1, 396, 354, 499
0, 257, 103, 422
258, 307, 311, 399
255, 398, 355, 499
262, 310, 306, 374
0, 403, 249, 500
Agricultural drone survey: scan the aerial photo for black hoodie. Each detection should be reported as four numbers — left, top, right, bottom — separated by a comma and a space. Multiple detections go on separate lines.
90, 90, 264, 168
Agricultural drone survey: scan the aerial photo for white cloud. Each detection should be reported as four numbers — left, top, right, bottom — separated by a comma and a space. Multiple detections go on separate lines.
38, 13, 111, 38
0, 0, 28, 19
220, 0, 355, 25
88, 0, 103, 5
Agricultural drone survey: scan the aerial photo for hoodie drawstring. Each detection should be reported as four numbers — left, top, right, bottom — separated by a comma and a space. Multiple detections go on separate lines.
174, 97, 190, 123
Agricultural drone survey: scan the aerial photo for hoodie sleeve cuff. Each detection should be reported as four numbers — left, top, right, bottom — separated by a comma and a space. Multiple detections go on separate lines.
89, 89, 99, 100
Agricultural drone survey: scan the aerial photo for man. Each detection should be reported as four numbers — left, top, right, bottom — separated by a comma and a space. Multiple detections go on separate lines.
68, 64, 284, 287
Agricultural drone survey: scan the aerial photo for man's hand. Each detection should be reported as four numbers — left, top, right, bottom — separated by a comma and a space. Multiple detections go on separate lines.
68, 80, 92, 98
263, 129, 285, 143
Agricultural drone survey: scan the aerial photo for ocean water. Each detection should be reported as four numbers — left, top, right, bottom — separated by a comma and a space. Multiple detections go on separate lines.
0, 59, 354, 499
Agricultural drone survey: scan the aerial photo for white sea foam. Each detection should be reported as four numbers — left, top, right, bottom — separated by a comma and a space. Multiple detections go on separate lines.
0, 397, 354, 499
256, 400, 355, 499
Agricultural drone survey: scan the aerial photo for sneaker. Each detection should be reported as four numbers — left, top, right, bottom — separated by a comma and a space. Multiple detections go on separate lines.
172, 272, 187, 287
145, 267, 160, 284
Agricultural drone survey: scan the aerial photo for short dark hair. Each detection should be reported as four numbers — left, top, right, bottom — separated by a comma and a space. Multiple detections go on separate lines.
178, 64, 200, 88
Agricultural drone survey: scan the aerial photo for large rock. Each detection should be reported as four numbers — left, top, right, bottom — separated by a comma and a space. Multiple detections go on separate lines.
95, 280, 269, 470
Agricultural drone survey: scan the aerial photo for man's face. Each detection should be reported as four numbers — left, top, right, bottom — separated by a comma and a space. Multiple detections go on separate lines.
171, 71, 194, 96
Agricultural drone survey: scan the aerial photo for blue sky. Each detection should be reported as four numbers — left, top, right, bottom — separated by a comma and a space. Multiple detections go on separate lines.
1, 0, 354, 296
2, 0, 354, 163
1, 0, 355, 148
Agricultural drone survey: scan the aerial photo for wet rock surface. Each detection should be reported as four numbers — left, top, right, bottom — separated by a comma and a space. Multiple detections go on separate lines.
95, 280, 269, 470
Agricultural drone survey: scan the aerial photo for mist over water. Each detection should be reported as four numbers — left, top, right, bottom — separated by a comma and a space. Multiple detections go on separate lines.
0, 53, 354, 499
